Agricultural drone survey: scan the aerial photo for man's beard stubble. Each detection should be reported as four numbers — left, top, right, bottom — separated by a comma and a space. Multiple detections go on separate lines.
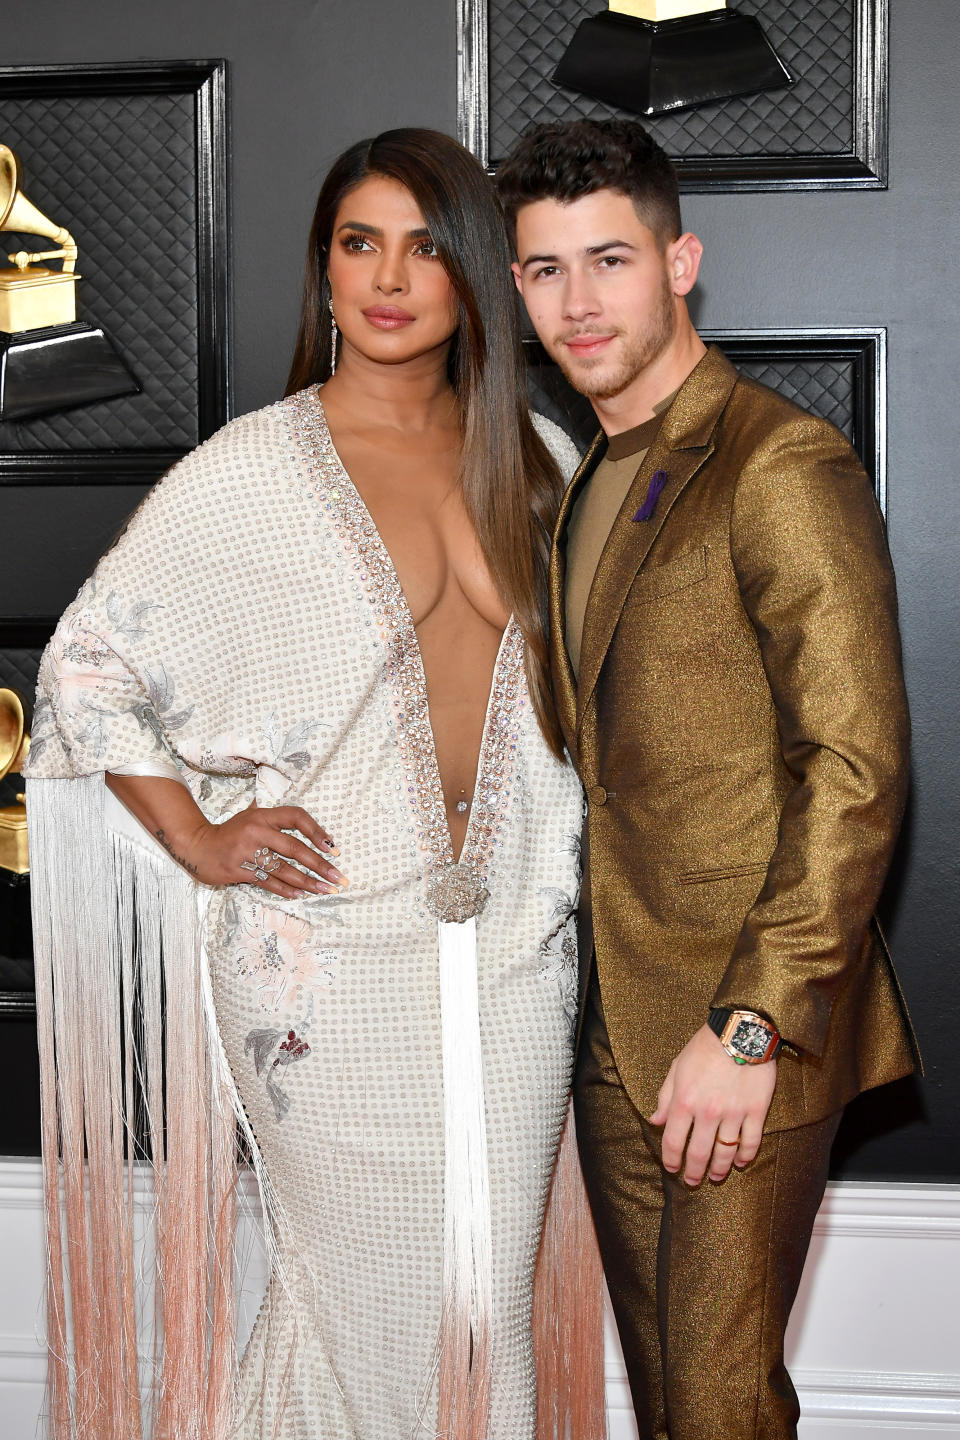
552, 271, 676, 401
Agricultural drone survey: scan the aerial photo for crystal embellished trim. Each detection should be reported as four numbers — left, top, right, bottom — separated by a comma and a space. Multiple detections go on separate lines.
459, 619, 525, 883
425, 862, 490, 924
288, 389, 526, 899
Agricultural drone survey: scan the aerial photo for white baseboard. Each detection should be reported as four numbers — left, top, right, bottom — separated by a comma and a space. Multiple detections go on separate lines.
795, 1368, 960, 1423
1, 1162, 957, 1439
603, 1368, 960, 1439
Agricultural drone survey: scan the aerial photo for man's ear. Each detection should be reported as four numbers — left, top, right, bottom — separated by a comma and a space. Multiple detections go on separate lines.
511, 260, 523, 294
668, 232, 703, 297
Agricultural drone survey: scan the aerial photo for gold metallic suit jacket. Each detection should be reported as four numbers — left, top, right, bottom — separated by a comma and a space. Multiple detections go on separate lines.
551, 346, 916, 1131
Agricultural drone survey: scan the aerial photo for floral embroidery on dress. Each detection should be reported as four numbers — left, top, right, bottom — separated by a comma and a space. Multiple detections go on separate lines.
104, 593, 162, 642
537, 885, 579, 1029
128, 663, 194, 744
28, 697, 56, 762
181, 715, 324, 804
244, 1023, 313, 1121
43, 616, 136, 759
194, 746, 258, 777
38, 595, 192, 761
540, 885, 577, 928
297, 891, 346, 923
262, 712, 323, 775
225, 894, 340, 1011
556, 828, 584, 860
244, 985, 321, 1121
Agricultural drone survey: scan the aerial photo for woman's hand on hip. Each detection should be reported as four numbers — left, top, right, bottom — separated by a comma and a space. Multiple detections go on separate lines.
182, 802, 347, 897
104, 775, 347, 897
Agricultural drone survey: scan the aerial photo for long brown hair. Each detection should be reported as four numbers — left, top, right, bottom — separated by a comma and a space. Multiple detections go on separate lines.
286, 128, 566, 760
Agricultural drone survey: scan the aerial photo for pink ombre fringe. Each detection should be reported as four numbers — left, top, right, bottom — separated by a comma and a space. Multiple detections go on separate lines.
30, 777, 239, 1440
534, 1104, 608, 1440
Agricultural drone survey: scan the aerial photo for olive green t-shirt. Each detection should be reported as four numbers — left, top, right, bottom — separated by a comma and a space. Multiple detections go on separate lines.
564, 405, 671, 678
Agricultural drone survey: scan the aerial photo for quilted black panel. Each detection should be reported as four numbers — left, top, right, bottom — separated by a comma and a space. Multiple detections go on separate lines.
0, 644, 43, 704
0, 89, 199, 451
734, 356, 855, 438
488, 0, 853, 166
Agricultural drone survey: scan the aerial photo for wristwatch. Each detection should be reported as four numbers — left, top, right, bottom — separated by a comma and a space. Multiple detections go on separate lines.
708, 1007, 782, 1065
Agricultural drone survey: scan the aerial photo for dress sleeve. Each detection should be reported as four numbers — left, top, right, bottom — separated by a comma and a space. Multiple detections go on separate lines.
26, 474, 200, 782
25, 407, 282, 785
531, 411, 583, 481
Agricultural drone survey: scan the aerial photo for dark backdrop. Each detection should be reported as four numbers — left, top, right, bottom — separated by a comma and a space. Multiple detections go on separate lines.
0, 1, 955, 1180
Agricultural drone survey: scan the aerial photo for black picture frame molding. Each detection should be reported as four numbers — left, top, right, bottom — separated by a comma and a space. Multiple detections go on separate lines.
700, 327, 887, 510
0, 59, 229, 485
460, 0, 888, 191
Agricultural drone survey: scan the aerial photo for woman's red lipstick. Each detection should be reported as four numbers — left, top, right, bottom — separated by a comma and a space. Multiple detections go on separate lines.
363, 305, 415, 329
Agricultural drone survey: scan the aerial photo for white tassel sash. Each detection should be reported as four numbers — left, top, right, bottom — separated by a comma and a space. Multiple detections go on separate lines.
436, 915, 493, 1439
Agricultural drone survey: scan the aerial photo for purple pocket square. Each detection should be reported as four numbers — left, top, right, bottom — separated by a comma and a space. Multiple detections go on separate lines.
633, 470, 669, 523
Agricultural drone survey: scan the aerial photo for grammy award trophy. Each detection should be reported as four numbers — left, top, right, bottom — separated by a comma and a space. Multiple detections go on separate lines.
0, 143, 139, 421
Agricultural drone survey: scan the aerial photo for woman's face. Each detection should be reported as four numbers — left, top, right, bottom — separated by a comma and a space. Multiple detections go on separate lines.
326, 175, 459, 368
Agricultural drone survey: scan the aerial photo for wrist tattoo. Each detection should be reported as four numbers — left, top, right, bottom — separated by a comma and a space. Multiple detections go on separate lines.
154, 828, 199, 877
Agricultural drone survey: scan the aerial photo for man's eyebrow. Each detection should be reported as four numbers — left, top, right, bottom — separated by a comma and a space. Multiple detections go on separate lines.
336, 222, 433, 239
520, 239, 636, 270
585, 238, 635, 256
520, 252, 561, 271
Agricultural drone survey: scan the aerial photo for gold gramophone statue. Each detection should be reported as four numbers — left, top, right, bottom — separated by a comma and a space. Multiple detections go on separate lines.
0, 688, 29, 879
0, 142, 139, 421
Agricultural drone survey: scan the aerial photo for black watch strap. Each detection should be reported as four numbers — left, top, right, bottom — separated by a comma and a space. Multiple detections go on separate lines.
707, 1007, 732, 1040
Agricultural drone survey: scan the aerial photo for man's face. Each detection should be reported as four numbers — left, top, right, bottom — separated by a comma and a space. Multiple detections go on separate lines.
512, 189, 692, 400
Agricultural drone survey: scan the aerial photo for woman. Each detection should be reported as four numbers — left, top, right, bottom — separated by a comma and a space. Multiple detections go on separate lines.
26, 129, 604, 1440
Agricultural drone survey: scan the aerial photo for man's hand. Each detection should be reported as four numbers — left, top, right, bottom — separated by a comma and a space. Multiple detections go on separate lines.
649, 1025, 777, 1186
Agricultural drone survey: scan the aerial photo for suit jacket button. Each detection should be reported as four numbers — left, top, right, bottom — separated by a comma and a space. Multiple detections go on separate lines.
590, 784, 607, 805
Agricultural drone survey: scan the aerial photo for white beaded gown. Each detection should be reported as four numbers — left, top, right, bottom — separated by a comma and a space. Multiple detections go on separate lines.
26, 389, 584, 1439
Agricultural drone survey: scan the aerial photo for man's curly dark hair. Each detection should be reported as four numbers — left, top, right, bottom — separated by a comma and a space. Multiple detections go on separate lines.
495, 118, 682, 251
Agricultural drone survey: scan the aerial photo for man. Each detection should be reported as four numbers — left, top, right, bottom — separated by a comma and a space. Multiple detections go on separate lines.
497, 120, 916, 1439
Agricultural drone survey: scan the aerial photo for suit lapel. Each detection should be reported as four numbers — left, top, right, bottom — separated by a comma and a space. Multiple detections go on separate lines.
575, 346, 739, 732
549, 430, 606, 756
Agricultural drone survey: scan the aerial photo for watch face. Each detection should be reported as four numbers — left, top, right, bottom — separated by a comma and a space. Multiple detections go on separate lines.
731, 1018, 772, 1060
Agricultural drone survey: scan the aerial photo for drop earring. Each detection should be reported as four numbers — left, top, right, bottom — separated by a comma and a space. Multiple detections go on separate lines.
328, 296, 338, 375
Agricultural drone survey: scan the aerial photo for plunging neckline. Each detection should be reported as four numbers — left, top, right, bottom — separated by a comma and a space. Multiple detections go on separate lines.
295, 390, 524, 875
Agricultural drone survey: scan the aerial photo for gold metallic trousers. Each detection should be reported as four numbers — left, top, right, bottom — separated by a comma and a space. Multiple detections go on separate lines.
574, 974, 840, 1440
